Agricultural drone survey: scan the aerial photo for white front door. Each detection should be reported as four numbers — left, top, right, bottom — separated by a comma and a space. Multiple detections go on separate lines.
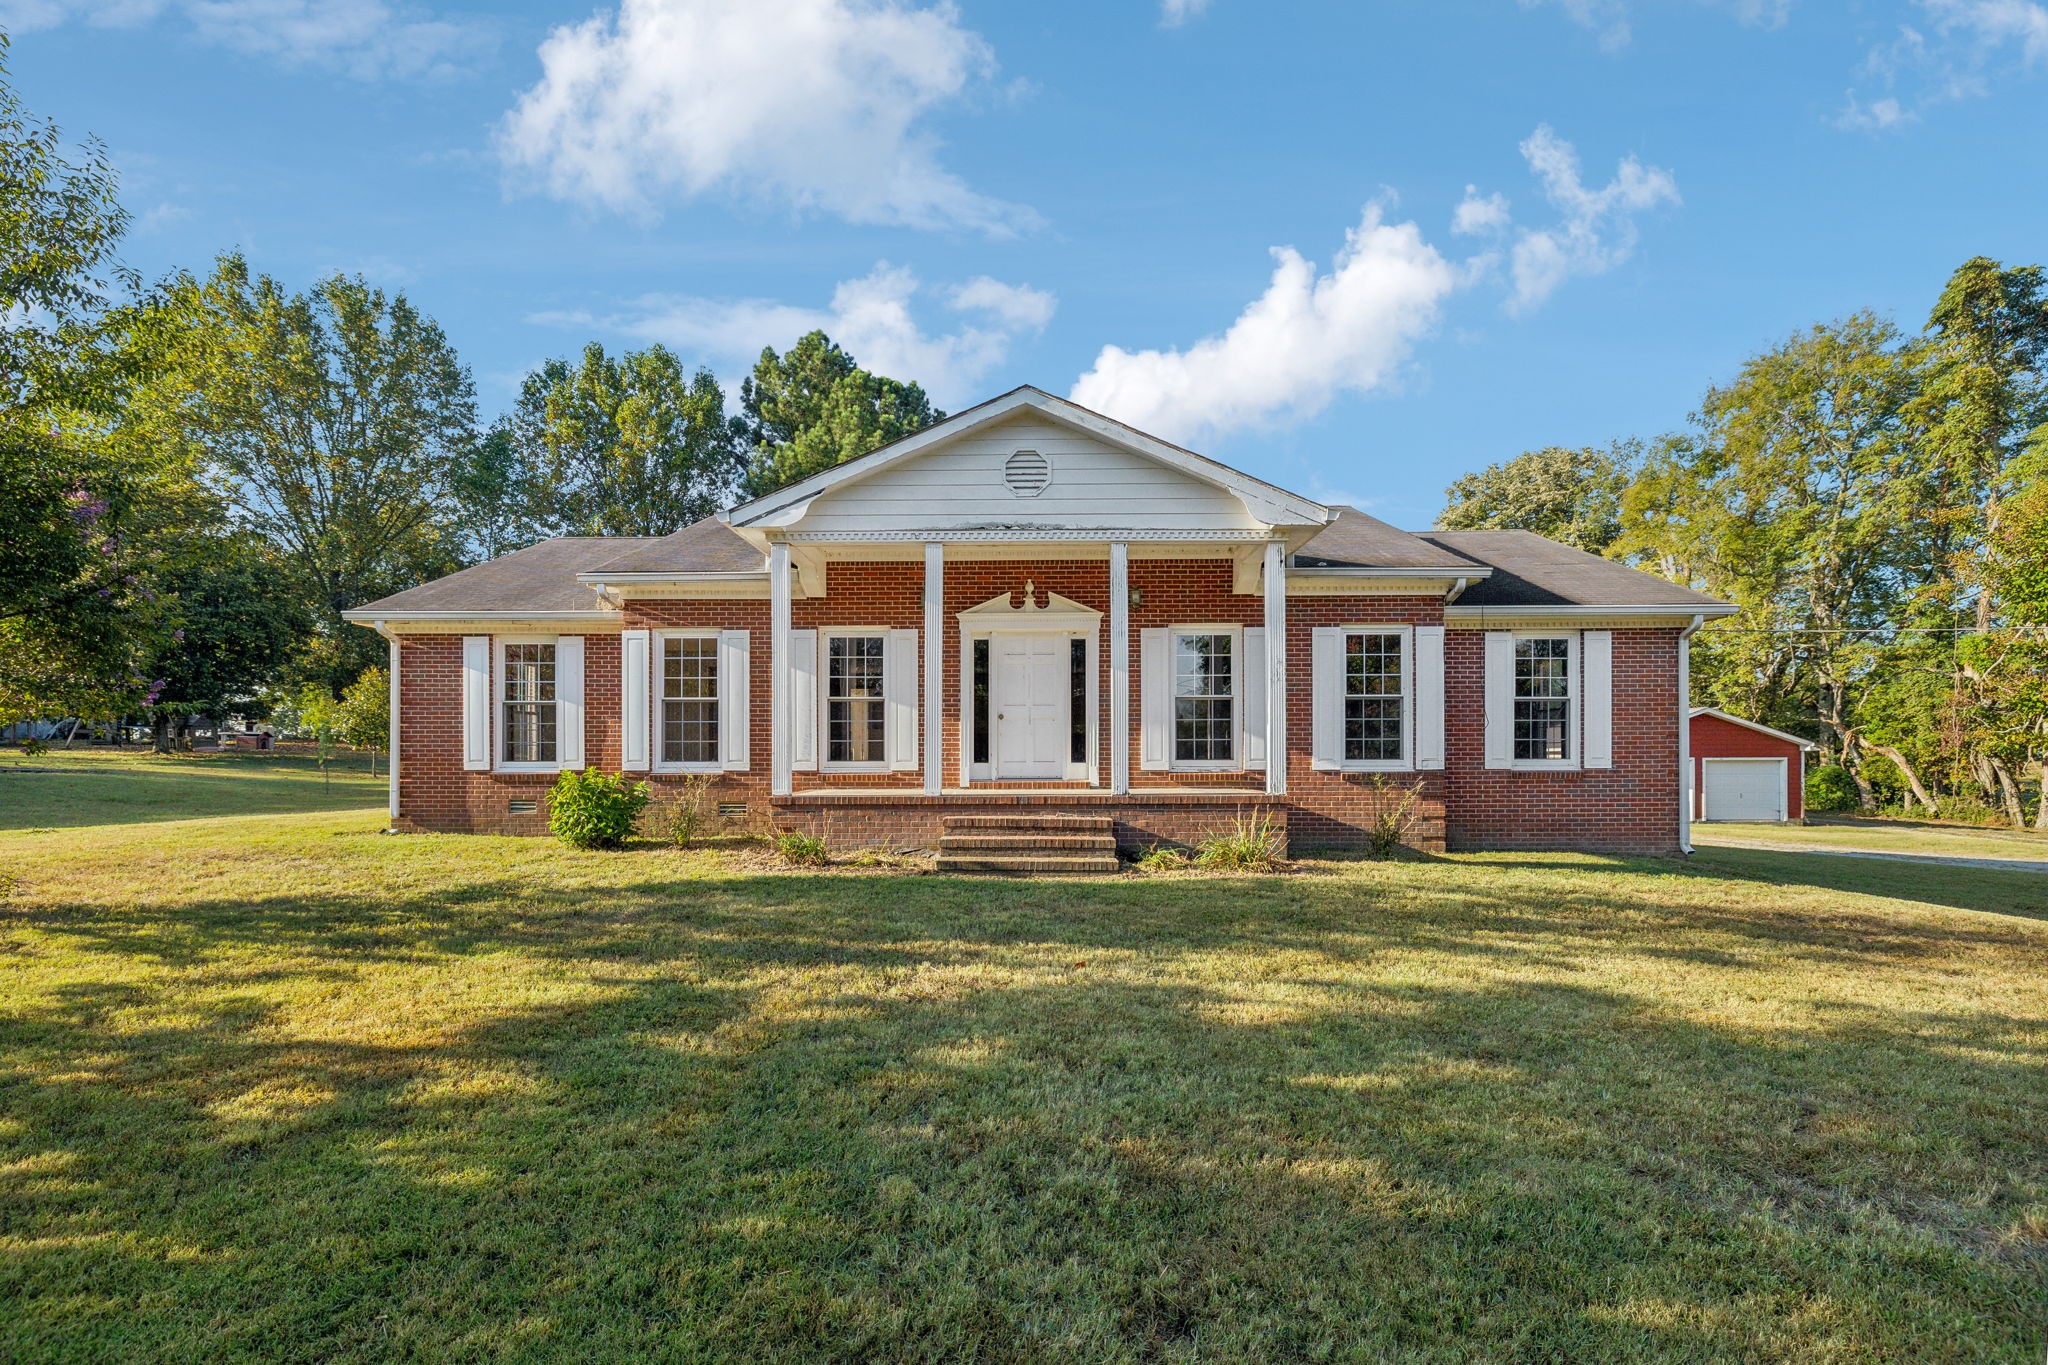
993, 634, 1068, 780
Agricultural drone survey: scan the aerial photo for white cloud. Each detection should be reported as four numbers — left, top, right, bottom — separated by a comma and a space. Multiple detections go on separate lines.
1845, 0, 2048, 125
1160, 0, 1210, 25
1520, 0, 1789, 49
948, 276, 1056, 331
1069, 128, 1679, 443
1068, 205, 1462, 445
0, 0, 492, 79
540, 263, 1054, 409
1452, 186, 1511, 236
1506, 124, 1678, 312
496, 0, 1036, 235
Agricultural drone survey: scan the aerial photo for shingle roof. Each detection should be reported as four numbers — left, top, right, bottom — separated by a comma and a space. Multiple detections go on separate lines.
586, 517, 764, 574
350, 537, 655, 615
1419, 530, 1725, 610
1293, 506, 1482, 571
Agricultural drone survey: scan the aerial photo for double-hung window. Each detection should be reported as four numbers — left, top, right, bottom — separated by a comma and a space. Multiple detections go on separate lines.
1513, 636, 1574, 762
501, 642, 558, 766
826, 634, 887, 766
659, 635, 719, 767
1172, 631, 1235, 765
1342, 630, 1407, 765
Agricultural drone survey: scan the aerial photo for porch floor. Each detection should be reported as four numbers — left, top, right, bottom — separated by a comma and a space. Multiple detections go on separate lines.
774, 787, 1280, 806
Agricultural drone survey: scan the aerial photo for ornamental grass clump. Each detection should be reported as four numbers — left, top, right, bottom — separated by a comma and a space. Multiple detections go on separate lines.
547, 769, 650, 850
776, 831, 829, 867
1192, 813, 1284, 872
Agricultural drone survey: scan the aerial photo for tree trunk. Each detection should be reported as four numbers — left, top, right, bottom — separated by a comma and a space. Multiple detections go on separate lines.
1989, 757, 2026, 828
151, 714, 173, 755
1866, 743, 1935, 812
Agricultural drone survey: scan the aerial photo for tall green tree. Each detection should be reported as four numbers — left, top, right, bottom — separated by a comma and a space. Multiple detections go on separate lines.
512, 343, 740, 537
144, 255, 477, 690
1907, 257, 2048, 823
1438, 440, 1640, 552
1617, 313, 1933, 805
137, 533, 311, 751
737, 331, 941, 497
0, 35, 172, 723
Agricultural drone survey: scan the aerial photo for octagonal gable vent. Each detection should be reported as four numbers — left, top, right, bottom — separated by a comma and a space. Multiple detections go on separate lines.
1004, 449, 1050, 497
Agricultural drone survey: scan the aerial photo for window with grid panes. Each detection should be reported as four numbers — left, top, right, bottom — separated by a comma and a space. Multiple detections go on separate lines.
501, 642, 557, 764
827, 635, 887, 764
1342, 631, 1405, 763
1513, 636, 1573, 760
660, 636, 719, 766
1172, 632, 1234, 763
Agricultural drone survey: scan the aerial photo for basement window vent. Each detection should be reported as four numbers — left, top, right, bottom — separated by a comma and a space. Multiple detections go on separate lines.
717, 802, 748, 818
508, 799, 538, 815
1004, 449, 1050, 497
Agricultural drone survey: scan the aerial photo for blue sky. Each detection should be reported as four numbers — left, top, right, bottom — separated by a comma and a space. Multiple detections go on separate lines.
9, 0, 2046, 527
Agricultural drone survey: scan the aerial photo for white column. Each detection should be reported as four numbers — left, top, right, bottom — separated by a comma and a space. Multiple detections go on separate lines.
1263, 540, 1287, 796
770, 540, 793, 797
386, 631, 400, 822
1678, 615, 1698, 853
923, 541, 944, 795
1109, 541, 1130, 795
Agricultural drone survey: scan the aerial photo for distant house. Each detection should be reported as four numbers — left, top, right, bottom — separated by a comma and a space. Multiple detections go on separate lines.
344, 387, 1733, 857
1689, 709, 1814, 823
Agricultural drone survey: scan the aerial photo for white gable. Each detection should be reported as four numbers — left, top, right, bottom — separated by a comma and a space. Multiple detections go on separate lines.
726, 387, 1330, 535
795, 414, 1259, 533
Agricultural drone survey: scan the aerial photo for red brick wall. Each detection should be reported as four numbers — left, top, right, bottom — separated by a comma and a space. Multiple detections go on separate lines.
389, 559, 1687, 855
395, 632, 624, 835
1283, 594, 1450, 852
1689, 711, 1806, 820
1441, 626, 1683, 855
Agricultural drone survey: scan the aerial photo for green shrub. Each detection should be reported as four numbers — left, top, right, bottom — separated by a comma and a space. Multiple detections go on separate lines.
1931, 794, 2008, 827
662, 773, 715, 847
1133, 843, 1190, 874
547, 769, 650, 849
776, 831, 829, 866
1805, 765, 1861, 814
1362, 775, 1424, 860
1193, 813, 1284, 872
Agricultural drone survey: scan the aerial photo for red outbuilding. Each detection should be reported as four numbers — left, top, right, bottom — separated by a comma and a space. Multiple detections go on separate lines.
1688, 708, 1815, 823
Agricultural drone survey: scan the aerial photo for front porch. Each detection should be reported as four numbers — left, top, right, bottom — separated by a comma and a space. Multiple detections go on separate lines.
770, 786, 1287, 856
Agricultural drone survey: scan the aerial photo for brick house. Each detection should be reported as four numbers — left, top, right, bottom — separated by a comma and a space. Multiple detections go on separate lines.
344, 387, 1732, 857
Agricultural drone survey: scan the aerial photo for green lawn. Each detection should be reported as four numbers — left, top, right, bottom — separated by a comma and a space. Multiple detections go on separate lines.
0, 746, 383, 831
1, 760, 2043, 1361
1695, 815, 2048, 862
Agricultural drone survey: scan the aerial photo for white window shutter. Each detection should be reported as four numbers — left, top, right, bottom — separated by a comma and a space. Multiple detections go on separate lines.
461, 635, 490, 771
886, 628, 919, 771
1483, 631, 1513, 769
1240, 627, 1267, 770
619, 629, 650, 770
555, 635, 585, 770
1139, 628, 1170, 770
789, 629, 818, 771
1415, 625, 1445, 770
1310, 627, 1341, 770
1582, 629, 1613, 769
719, 630, 750, 771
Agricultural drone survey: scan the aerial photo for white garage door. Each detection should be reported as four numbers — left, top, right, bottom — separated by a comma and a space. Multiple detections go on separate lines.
1702, 758, 1786, 822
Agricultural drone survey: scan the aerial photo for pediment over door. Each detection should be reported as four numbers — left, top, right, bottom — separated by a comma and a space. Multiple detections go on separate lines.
958, 584, 1102, 633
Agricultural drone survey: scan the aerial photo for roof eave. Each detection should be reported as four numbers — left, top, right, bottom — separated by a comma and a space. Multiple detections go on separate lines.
1445, 603, 1738, 619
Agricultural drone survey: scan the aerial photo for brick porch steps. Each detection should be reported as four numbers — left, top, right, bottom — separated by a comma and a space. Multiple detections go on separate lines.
934, 813, 1121, 875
